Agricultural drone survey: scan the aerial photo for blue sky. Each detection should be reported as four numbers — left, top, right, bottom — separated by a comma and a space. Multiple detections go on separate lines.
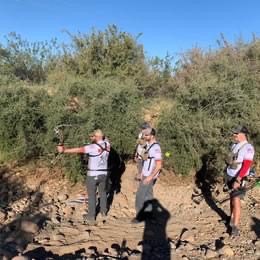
0, 0, 259, 58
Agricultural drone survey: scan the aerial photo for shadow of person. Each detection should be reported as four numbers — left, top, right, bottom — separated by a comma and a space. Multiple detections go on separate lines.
195, 153, 229, 224
136, 199, 171, 260
106, 147, 126, 211
251, 217, 260, 238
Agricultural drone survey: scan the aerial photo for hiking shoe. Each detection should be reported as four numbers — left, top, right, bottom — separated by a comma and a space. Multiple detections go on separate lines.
231, 226, 240, 237
131, 218, 141, 224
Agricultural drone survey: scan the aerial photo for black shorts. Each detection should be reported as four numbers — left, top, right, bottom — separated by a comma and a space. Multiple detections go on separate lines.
225, 174, 246, 199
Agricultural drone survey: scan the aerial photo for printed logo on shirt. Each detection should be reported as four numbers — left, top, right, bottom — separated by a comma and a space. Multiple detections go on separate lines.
247, 148, 253, 153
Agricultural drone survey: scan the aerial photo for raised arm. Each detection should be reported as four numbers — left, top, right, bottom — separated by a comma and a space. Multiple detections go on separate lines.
57, 145, 85, 154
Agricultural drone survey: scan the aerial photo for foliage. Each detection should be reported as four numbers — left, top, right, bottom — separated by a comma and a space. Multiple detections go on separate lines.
1, 27, 260, 180
0, 85, 49, 161
0, 32, 58, 83
58, 25, 148, 81
0, 76, 142, 179
159, 38, 260, 175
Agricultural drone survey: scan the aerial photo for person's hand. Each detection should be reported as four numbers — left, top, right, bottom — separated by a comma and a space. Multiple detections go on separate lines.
57, 145, 64, 153
143, 175, 153, 185
232, 178, 241, 190
135, 174, 142, 181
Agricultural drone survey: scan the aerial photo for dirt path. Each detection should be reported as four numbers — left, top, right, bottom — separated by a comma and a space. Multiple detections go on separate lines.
0, 163, 259, 259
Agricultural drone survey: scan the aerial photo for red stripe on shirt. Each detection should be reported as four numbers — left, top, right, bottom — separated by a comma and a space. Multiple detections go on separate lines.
238, 160, 252, 178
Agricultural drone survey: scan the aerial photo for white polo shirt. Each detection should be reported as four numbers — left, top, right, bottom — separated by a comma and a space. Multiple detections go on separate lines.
142, 142, 162, 177
226, 141, 255, 177
83, 140, 110, 176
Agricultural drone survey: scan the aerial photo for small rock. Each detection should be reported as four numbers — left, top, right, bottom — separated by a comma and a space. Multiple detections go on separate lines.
218, 245, 234, 257
170, 243, 176, 250
7, 211, 15, 218
57, 193, 68, 202
46, 240, 64, 246
58, 226, 80, 235
20, 220, 39, 234
205, 249, 218, 259
51, 233, 65, 241
63, 206, 75, 217
181, 229, 195, 243
183, 242, 194, 251
136, 244, 143, 252
255, 240, 260, 248
109, 247, 118, 257
0, 210, 7, 222
51, 216, 61, 224
255, 249, 260, 257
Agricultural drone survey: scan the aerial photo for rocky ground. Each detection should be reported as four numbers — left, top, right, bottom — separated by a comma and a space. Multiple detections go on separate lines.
0, 162, 259, 260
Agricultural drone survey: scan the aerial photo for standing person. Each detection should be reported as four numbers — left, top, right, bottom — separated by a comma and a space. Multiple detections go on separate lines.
134, 122, 151, 179
57, 129, 110, 224
131, 128, 163, 223
225, 125, 255, 236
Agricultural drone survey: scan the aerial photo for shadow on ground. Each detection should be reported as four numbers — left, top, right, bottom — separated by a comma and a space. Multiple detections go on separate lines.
194, 153, 229, 224
25, 241, 141, 259
251, 217, 260, 238
136, 198, 171, 260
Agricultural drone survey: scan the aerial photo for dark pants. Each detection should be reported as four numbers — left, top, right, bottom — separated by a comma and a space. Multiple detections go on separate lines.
86, 174, 107, 220
135, 177, 155, 215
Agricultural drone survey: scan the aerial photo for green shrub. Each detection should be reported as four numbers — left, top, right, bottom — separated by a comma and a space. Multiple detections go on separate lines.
158, 39, 260, 175
0, 86, 49, 161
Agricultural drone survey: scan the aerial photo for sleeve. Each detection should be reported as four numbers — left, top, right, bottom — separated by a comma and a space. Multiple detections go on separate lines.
238, 160, 253, 178
151, 144, 162, 161
236, 144, 254, 163
83, 144, 96, 154
238, 144, 255, 178
243, 145, 255, 160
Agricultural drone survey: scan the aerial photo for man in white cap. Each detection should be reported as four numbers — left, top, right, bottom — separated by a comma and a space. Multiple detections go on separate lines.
57, 129, 110, 224
131, 128, 162, 223
225, 125, 255, 236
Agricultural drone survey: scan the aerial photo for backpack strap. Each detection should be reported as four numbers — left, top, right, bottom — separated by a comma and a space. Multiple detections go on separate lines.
88, 142, 109, 157
146, 142, 159, 158
145, 143, 159, 171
